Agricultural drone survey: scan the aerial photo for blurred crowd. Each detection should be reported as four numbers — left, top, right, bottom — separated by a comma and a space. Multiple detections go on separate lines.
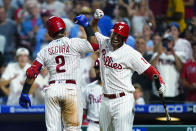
0, 0, 196, 105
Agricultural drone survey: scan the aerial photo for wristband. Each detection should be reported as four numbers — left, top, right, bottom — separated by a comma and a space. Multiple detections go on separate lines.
22, 82, 32, 94
84, 25, 95, 37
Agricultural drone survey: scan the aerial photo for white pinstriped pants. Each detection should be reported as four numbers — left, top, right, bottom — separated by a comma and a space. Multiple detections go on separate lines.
45, 83, 82, 131
87, 122, 100, 131
99, 93, 135, 131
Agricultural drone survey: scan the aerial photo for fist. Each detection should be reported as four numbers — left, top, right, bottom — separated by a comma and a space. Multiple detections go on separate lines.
158, 84, 166, 94
74, 14, 89, 27
19, 93, 31, 108
94, 9, 104, 20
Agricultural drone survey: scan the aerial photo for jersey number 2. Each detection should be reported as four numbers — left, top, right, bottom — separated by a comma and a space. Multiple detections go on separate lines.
55, 55, 66, 73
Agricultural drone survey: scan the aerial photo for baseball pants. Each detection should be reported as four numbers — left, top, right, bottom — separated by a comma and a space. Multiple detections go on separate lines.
87, 122, 100, 131
99, 93, 135, 131
45, 82, 83, 131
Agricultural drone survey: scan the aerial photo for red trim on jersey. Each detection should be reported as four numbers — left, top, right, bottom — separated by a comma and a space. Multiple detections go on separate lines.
32, 60, 43, 72
90, 42, 99, 51
143, 65, 164, 84
26, 60, 42, 79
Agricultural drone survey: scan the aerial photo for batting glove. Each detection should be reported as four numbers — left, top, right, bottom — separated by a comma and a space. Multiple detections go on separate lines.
158, 84, 166, 95
19, 93, 31, 108
94, 9, 104, 20
74, 14, 89, 27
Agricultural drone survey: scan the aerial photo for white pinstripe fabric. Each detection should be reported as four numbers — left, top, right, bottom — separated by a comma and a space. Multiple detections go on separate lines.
45, 83, 82, 131
99, 93, 135, 131
87, 122, 100, 131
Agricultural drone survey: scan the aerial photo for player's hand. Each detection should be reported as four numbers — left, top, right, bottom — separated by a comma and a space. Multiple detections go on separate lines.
158, 83, 166, 94
94, 9, 104, 20
19, 93, 31, 108
74, 14, 89, 27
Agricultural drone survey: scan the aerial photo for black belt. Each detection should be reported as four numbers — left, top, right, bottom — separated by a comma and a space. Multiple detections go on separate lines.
49, 80, 76, 85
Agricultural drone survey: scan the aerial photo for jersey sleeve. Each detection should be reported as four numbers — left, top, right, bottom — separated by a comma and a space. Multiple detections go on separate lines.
127, 49, 151, 75
71, 38, 94, 54
95, 32, 109, 46
35, 48, 46, 66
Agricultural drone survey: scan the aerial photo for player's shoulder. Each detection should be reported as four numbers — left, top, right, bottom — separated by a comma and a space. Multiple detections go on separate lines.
123, 44, 141, 56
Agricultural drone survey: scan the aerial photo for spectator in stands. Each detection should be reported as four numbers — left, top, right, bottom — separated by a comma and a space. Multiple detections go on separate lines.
152, 33, 162, 52
41, 0, 65, 17
0, 6, 20, 64
2, 0, 16, 20
150, 35, 185, 103
184, 0, 195, 23
143, 23, 154, 54
21, 1, 42, 36
181, 42, 196, 102
132, 36, 152, 104
125, 0, 156, 35
149, 0, 168, 35
34, 9, 52, 57
30, 67, 49, 105
184, 23, 195, 44
133, 83, 145, 105
166, 0, 186, 32
21, 1, 42, 46
69, 6, 92, 39
0, 48, 31, 105
169, 22, 193, 61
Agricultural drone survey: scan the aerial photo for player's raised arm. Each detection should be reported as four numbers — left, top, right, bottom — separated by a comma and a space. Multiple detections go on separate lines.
74, 14, 99, 51
19, 60, 42, 108
91, 9, 104, 33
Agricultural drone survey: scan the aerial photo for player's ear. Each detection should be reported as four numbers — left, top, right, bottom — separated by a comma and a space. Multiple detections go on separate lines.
64, 31, 69, 37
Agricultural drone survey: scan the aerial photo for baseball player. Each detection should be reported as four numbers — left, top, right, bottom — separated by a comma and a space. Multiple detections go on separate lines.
83, 59, 102, 131
91, 9, 166, 131
19, 15, 98, 131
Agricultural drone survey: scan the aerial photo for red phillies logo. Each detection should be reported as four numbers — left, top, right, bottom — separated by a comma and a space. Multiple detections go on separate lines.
102, 49, 122, 70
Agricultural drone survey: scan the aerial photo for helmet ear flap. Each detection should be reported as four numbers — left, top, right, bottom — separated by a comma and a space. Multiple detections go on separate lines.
46, 16, 66, 38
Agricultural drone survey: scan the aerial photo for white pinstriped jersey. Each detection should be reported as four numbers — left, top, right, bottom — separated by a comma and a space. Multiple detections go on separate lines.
83, 80, 102, 121
36, 37, 94, 82
95, 32, 150, 94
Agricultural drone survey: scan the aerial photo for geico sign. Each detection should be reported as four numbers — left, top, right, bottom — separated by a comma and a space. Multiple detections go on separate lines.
149, 105, 183, 113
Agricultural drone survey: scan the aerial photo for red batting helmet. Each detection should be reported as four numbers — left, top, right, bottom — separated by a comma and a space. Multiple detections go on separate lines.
112, 22, 129, 41
46, 16, 66, 37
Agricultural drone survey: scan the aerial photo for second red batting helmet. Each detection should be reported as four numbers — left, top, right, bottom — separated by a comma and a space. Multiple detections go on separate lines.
46, 16, 66, 37
112, 22, 129, 41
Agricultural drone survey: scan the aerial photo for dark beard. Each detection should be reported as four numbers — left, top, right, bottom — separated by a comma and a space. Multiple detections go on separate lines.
96, 76, 101, 82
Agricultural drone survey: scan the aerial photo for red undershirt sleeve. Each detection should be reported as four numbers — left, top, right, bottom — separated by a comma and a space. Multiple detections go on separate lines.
143, 65, 164, 84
